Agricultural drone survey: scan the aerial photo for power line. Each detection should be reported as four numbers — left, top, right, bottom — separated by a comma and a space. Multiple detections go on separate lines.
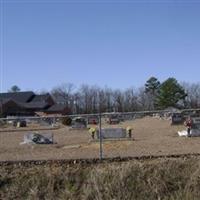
0, 0, 4, 93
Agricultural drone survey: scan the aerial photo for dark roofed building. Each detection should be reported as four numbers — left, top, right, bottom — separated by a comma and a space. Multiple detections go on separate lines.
0, 91, 70, 117
0, 91, 34, 103
44, 104, 70, 115
0, 99, 30, 117
28, 93, 55, 111
0, 98, 14, 105
31, 93, 54, 104
21, 102, 50, 110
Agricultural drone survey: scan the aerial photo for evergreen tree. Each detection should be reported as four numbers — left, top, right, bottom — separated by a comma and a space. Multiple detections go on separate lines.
145, 77, 160, 109
9, 85, 21, 93
145, 77, 160, 95
155, 78, 187, 109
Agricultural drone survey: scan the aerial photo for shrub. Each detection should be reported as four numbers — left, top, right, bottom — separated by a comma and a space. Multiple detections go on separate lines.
62, 117, 72, 126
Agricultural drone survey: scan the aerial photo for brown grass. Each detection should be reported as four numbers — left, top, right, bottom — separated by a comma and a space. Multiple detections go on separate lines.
1, 158, 200, 199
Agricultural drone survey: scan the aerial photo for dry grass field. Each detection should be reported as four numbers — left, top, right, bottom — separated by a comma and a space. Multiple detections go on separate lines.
1, 157, 200, 199
1, 117, 200, 161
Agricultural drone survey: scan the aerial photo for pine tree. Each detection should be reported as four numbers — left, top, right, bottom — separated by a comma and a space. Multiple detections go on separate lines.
9, 85, 21, 93
155, 78, 187, 109
145, 77, 160, 109
145, 77, 160, 95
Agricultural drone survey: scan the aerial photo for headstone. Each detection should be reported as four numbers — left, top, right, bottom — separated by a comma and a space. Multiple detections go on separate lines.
40, 118, 53, 126
171, 113, 183, 124
96, 128, 126, 139
191, 117, 200, 129
71, 117, 87, 129
22, 133, 54, 144
16, 120, 27, 127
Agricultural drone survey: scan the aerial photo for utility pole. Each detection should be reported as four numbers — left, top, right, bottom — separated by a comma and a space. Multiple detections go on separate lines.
0, 98, 3, 117
99, 112, 103, 160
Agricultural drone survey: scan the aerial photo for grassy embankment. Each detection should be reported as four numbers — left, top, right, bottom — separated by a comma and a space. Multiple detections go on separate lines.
1, 158, 200, 199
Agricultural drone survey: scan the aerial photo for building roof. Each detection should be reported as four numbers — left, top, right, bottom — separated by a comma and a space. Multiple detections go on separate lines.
20, 102, 49, 109
0, 91, 34, 103
0, 91, 68, 116
0, 98, 12, 105
31, 93, 52, 103
46, 104, 68, 112
0, 98, 20, 106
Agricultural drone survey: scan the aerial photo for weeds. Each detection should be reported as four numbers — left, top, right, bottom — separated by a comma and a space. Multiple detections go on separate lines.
0, 159, 200, 199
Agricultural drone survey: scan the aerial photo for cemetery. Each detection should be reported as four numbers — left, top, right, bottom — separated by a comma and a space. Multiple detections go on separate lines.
1, 116, 200, 161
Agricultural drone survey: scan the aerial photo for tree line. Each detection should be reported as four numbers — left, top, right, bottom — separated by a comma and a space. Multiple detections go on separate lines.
9, 77, 200, 114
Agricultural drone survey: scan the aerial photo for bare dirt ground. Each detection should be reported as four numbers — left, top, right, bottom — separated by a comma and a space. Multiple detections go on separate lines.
1, 117, 200, 161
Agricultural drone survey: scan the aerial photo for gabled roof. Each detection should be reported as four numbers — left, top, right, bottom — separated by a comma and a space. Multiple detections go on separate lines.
46, 104, 68, 112
0, 98, 19, 106
20, 102, 49, 109
0, 98, 24, 111
31, 93, 52, 103
0, 91, 35, 103
0, 98, 12, 105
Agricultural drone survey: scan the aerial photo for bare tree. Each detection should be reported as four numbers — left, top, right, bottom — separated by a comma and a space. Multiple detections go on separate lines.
112, 89, 125, 112
124, 87, 139, 112
137, 87, 151, 110
51, 83, 75, 105
182, 82, 200, 108
49, 77, 200, 114
104, 87, 114, 112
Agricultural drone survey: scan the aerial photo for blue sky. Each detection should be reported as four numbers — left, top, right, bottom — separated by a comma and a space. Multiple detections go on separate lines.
1, 0, 200, 92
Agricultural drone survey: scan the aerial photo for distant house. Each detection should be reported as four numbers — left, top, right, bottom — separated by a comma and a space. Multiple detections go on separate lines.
31, 94, 55, 105
44, 104, 70, 115
0, 91, 34, 103
0, 91, 70, 117
0, 99, 25, 116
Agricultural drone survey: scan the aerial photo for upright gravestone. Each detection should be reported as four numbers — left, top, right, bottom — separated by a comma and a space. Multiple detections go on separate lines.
96, 128, 126, 139
186, 117, 200, 136
171, 113, 183, 125
71, 117, 87, 129
178, 117, 200, 137
22, 133, 54, 144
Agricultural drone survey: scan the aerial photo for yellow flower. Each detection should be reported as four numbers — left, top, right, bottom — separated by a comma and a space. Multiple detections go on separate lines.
89, 127, 96, 134
126, 126, 132, 131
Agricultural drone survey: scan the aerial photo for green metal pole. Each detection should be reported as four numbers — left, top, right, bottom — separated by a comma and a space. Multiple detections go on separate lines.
99, 113, 103, 160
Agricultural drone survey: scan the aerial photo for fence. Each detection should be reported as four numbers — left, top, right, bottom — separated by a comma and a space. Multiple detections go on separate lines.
0, 109, 200, 162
